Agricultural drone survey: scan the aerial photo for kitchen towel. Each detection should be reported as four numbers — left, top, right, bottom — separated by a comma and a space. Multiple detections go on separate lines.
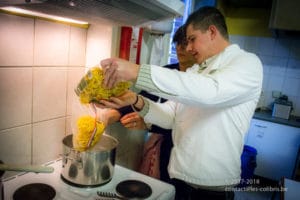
149, 35, 164, 65
140, 31, 170, 66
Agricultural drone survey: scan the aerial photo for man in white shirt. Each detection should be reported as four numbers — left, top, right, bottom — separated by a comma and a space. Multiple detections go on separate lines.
99, 6, 263, 200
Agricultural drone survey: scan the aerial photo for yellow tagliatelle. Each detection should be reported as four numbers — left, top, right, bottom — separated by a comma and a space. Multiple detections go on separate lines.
73, 115, 105, 151
76, 67, 131, 104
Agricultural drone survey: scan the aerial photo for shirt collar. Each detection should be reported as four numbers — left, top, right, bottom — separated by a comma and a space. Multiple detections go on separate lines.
199, 44, 239, 74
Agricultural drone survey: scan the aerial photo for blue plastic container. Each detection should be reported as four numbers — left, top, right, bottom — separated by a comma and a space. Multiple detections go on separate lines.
238, 145, 257, 187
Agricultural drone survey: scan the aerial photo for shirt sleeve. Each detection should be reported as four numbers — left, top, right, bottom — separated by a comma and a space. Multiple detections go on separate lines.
143, 100, 177, 130
135, 64, 165, 94
135, 52, 263, 108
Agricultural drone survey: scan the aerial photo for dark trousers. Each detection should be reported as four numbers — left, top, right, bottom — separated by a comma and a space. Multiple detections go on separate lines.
171, 179, 235, 200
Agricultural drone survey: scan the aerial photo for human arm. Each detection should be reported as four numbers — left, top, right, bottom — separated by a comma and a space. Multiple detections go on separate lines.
101, 46, 263, 107
139, 53, 262, 107
98, 90, 176, 130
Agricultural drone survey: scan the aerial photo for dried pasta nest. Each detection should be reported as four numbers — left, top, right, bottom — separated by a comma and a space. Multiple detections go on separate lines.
73, 115, 105, 151
75, 67, 131, 104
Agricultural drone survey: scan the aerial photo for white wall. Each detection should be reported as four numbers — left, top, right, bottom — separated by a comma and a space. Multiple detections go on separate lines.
85, 24, 114, 68
0, 13, 88, 178
0, 12, 145, 178
230, 35, 300, 116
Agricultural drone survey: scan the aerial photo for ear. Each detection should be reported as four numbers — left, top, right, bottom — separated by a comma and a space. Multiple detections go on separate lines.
208, 25, 217, 40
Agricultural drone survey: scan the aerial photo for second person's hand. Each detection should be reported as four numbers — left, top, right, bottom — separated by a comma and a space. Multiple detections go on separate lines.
97, 90, 138, 109
120, 112, 147, 130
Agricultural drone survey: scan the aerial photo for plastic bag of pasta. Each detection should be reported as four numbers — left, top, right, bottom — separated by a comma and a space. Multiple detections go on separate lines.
75, 66, 131, 104
71, 100, 107, 151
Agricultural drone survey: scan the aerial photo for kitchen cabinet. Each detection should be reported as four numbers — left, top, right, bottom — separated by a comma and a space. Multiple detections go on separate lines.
245, 118, 300, 181
269, 0, 300, 31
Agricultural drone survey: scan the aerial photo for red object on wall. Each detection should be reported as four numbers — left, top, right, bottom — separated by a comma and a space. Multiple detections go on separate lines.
136, 28, 143, 64
119, 27, 143, 64
119, 26, 132, 60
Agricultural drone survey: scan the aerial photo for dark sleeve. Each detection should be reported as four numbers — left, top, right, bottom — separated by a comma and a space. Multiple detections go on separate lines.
149, 124, 172, 135
164, 63, 179, 70
117, 105, 134, 117
139, 90, 160, 102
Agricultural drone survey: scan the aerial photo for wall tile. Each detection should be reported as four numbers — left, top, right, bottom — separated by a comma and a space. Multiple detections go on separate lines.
290, 39, 300, 59
282, 77, 300, 96
65, 116, 72, 136
267, 75, 285, 92
244, 36, 258, 53
259, 55, 288, 69
269, 65, 287, 77
262, 73, 269, 92
0, 13, 34, 66
0, 68, 32, 130
262, 64, 271, 75
286, 59, 300, 78
69, 27, 87, 66
34, 20, 69, 66
32, 118, 65, 165
0, 13, 89, 170
0, 125, 31, 178
33, 67, 67, 122
85, 24, 113, 67
239, 35, 300, 116
257, 37, 275, 56
274, 38, 291, 57
263, 91, 274, 109
66, 67, 86, 116
229, 35, 245, 48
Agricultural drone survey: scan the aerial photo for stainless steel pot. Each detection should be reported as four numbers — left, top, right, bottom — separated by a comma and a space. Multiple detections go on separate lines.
61, 134, 118, 187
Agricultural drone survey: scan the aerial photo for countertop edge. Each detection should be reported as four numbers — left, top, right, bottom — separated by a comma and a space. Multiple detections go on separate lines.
253, 110, 300, 128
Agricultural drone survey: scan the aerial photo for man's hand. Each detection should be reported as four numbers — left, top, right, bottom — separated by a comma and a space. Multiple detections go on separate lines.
120, 112, 147, 130
95, 90, 137, 109
101, 58, 140, 88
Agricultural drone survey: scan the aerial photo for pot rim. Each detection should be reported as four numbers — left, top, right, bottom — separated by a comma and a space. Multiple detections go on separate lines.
63, 134, 119, 152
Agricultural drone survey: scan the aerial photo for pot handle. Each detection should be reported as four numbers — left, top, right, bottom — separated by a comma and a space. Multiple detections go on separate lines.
0, 164, 54, 173
60, 151, 82, 162
60, 153, 83, 169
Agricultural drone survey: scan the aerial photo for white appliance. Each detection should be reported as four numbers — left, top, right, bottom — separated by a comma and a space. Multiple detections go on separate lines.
3, 158, 175, 200
272, 100, 292, 120
245, 119, 300, 180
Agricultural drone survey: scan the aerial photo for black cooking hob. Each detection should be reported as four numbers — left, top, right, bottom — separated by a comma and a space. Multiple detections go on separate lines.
13, 183, 56, 200
116, 179, 152, 199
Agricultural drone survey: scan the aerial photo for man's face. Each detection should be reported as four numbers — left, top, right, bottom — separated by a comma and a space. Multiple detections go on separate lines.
186, 24, 213, 64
